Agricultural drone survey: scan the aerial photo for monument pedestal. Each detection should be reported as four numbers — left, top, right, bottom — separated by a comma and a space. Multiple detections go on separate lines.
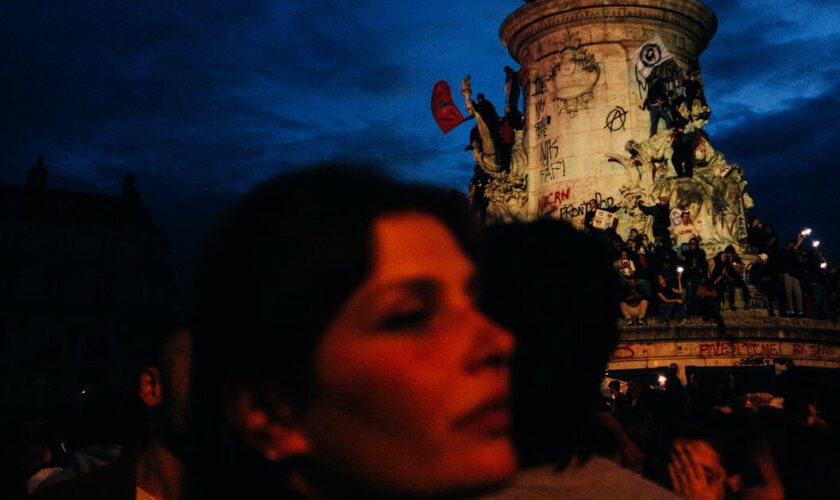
499, 1, 749, 254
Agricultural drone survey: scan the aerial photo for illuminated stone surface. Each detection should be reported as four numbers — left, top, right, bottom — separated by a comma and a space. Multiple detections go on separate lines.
499, 0, 751, 254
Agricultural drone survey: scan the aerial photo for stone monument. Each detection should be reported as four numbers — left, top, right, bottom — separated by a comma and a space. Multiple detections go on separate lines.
489, 0, 752, 254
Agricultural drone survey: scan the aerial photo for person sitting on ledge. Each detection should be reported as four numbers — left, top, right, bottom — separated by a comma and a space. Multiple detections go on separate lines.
680, 237, 707, 314
656, 273, 689, 326
628, 227, 640, 246
621, 277, 649, 327
616, 250, 637, 282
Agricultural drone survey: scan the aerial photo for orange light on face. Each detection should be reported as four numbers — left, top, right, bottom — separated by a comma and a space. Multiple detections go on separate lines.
298, 213, 516, 496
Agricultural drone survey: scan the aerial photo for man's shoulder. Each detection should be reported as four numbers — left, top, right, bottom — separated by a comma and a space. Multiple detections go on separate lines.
31, 456, 134, 500
485, 458, 679, 500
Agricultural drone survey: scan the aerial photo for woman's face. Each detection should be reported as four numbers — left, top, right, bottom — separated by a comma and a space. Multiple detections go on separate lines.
298, 212, 516, 495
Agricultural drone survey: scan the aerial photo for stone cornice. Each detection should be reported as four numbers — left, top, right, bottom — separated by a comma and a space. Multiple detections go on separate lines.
618, 318, 840, 343
500, 0, 717, 63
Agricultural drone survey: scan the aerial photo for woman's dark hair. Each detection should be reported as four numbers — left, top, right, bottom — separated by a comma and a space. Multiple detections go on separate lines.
191, 165, 479, 406
187, 165, 480, 497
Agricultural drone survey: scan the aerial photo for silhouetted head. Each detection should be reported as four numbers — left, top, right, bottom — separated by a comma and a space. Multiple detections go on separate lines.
482, 219, 621, 468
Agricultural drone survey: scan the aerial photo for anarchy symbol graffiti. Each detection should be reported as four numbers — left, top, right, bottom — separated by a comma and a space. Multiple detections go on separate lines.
640, 43, 662, 68
604, 106, 628, 132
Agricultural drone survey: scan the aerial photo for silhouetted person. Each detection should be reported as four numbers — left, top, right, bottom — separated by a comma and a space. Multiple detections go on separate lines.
481, 220, 676, 498
474, 93, 501, 146
749, 253, 780, 316
637, 196, 671, 244
697, 278, 727, 336
34, 325, 191, 500
642, 78, 672, 136
776, 235, 805, 316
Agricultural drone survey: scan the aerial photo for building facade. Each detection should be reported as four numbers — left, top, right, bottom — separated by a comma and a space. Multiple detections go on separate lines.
0, 157, 179, 413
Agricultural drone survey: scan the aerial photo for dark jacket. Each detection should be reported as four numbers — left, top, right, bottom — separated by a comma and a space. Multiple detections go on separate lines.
681, 247, 708, 280
32, 453, 135, 500
638, 202, 671, 233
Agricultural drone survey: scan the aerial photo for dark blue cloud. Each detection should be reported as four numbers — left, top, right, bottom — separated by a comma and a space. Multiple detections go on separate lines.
707, 79, 840, 261
702, 0, 840, 123
0, 1, 413, 188
695, 0, 840, 261
1, 0, 837, 272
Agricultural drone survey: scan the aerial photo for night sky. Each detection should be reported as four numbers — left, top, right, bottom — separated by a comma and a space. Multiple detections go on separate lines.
2, 0, 839, 280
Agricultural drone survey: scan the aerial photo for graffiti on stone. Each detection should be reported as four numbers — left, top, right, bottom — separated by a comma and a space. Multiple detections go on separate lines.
737, 358, 770, 366
538, 187, 572, 215
534, 115, 550, 139
605, 106, 628, 132
539, 139, 564, 182
698, 342, 780, 358
531, 76, 548, 97
540, 191, 615, 218
639, 43, 662, 68
610, 341, 839, 361
793, 343, 836, 357
535, 99, 547, 117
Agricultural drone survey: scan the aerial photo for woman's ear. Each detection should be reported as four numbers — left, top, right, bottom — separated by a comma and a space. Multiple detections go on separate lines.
139, 367, 163, 407
226, 389, 311, 461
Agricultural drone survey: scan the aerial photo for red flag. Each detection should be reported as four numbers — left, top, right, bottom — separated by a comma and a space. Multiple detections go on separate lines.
431, 81, 465, 133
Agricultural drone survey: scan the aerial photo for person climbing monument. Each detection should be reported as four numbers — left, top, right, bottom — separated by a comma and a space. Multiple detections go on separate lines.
641, 77, 672, 136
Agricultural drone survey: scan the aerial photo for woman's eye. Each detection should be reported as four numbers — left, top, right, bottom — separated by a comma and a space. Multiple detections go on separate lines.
380, 309, 431, 330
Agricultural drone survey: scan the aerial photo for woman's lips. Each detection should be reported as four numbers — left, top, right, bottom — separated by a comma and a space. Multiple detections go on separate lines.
453, 396, 511, 436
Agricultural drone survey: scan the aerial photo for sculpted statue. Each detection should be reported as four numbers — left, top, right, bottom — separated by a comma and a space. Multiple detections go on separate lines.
462, 74, 528, 225
461, 75, 501, 174
483, 129, 528, 224
609, 127, 752, 255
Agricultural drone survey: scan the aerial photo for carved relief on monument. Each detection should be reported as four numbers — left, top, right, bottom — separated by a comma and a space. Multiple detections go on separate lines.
484, 129, 529, 224
530, 43, 600, 118
605, 36, 752, 254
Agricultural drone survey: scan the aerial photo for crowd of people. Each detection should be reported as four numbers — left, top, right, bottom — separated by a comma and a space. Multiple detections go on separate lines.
1, 167, 837, 499
591, 207, 839, 332
599, 362, 838, 499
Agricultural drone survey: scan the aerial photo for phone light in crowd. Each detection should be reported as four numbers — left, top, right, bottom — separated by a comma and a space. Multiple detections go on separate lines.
677, 266, 684, 273
813, 240, 820, 248
658, 375, 667, 386
821, 262, 828, 269
802, 228, 813, 236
